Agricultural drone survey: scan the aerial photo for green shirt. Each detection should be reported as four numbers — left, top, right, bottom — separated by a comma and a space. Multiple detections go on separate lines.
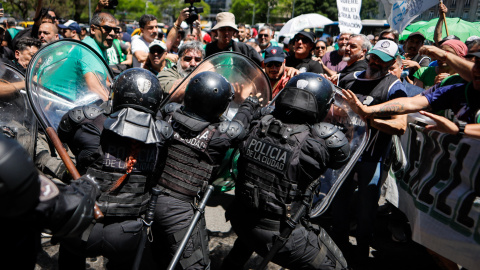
413, 67, 438, 89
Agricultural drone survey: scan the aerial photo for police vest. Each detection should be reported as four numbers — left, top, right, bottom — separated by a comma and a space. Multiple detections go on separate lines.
235, 115, 311, 218
158, 112, 217, 197
89, 130, 157, 217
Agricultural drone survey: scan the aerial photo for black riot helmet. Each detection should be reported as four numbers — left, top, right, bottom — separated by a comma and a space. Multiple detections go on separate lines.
111, 68, 163, 115
183, 71, 234, 122
274, 72, 334, 124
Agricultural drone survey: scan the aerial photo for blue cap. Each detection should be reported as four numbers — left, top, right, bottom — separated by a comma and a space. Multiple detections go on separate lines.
58, 20, 81, 33
264, 46, 286, 63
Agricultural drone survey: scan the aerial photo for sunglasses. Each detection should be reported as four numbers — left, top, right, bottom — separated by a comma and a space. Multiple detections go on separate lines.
258, 34, 269, 38
183, 56, 202, 62
94, 24, 120, 34
295, 37, 311, 43
265, 62, 282, 68
315, 46, 326, 50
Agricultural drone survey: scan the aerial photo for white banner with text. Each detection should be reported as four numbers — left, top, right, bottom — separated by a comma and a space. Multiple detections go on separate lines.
337, 0, 362, 34
381, 0, 438, 33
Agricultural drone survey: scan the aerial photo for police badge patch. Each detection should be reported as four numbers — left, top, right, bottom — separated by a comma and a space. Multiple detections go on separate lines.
244, 137, 292, 173
136, 78, 152, 94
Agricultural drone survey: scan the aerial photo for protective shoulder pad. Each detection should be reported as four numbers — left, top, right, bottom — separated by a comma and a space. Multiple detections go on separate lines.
68, 106, 86, 124
156, 120, 174, 139
164, 102, 182, 114
312, 122, 337, 139
83, 105, 104, 120
218, 120, 246, 140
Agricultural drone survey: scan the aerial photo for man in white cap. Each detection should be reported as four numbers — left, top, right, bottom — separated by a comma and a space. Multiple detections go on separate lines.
205, 12, 263, 66
331, 39, 408, 268
143, 39, 167, 75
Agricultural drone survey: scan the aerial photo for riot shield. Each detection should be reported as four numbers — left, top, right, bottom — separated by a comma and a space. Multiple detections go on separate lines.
0, 63, 37, 157
167, 51, 272, 120
309, 87, 369, 217
25, 40, 112, 219
25, 39, 112, 131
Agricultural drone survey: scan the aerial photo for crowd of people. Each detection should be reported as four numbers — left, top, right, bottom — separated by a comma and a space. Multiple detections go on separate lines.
1, 0, 479, 269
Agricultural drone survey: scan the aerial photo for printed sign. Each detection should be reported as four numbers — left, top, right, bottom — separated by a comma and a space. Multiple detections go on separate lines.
381, 0, 438, 33
337, 0, 363, 34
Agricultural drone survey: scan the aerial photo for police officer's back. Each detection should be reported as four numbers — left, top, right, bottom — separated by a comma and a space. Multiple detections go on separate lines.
223, 72, 350, 270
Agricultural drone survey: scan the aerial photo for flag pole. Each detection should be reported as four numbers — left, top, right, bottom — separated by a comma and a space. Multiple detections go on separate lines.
440, 0, 450, 36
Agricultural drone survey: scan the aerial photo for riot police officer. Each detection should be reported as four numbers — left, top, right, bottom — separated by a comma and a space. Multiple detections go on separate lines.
0, 133, 98, 270
151, 71, 260, 270
222, 73, 351, 270
57, 68, 172, 269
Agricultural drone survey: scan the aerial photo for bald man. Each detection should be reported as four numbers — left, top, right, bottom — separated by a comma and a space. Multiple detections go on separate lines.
38, 23, 59, 44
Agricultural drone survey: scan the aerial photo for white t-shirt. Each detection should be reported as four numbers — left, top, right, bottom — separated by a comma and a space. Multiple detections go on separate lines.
131, 35, 150, 68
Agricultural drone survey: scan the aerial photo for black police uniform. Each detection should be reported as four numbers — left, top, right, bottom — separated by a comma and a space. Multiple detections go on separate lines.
57, 68, 171, 270
0, 133, 98, 270
222, 73, 350, 270
150, 71, 260, 270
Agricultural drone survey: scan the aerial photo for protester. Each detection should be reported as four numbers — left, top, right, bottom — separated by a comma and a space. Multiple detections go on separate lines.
263, 46, 299, 97
151, 71, 260, 270
390, 55, 425, 97
237, 23, 248, 42
157, 41, 204, 101
0, 37, 41, 74
313, 40, 327, 61
83, 12, 118, 62
58, 20, 81, 41
322, 32, 350, 75
205, 12, 263, 66
80, 26, 87, 40
332, 40, 408, 268
257, 24, 279, 57
166, 8, 188, 54
378, 28, 399, 44
38, 22, 59, 44
402, 32, 431, 83
413, 39, 467, 89
328, 34, 370, 85
285, 31, 323, 73
132, 14, 158, 67
143, 39, 168, 75
57, 68, 169, 270
221, 73, 349, 270
342, 44, 480, 138
3, 17, 19, 49
0, 26, 14, 60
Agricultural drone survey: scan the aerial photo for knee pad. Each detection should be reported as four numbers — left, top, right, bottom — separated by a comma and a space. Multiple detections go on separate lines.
309, 228, 348, 270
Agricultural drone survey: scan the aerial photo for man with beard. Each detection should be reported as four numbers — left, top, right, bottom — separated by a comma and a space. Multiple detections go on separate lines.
205, 12, 263, 66
332, 39, 408, 268
237, 23, 248, 42
132, 14, 158, 67
326, 34, 371, 85
157, 41, 204, 102
322, 32, 350, 75
402, 32, 431, 83
38, 22, 59, 44
263, 46, 299, 97
285, 31, 324, 73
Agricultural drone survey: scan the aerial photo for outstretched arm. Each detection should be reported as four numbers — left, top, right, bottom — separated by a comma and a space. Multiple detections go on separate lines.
420, 110, 480, 138
419, 45, 474, 82
342, 89, 431, 118
434, 3, 448, 46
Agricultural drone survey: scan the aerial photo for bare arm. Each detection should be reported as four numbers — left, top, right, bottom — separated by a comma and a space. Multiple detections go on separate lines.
166, 8, 189, 52
84, 72, 109, 101
134, 51, 149, 64
413, 77, 424, 88
322, 64, 337, 76
33, 0, 44, 27
95, 0, 108, 13
419, 45, 474, 81
342, 89, 431, 117
434, 3, 448, 46
370, 114, 407, 135
420, 110, 480, 138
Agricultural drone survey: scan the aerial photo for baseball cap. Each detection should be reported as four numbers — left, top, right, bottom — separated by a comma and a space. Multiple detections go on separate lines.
58, 20, 81, 33
466, 51, 480, 59
294, 31, 315, 43
264, 46, 286, 63
149, 39, 167, 52
368, 40, 398, 62
407, 31, 425, 41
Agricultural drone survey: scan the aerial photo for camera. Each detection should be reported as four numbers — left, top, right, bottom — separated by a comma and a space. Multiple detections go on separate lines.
104, 0, 118, 10
185, 0, 203, 26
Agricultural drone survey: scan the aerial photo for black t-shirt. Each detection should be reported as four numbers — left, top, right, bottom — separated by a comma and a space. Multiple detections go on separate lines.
285, 55, 324, 74
338, 59, 368, 82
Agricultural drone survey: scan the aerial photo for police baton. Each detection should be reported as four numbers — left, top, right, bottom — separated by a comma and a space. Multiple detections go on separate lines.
167, 185, 214, 270
132, 187, 162, 270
